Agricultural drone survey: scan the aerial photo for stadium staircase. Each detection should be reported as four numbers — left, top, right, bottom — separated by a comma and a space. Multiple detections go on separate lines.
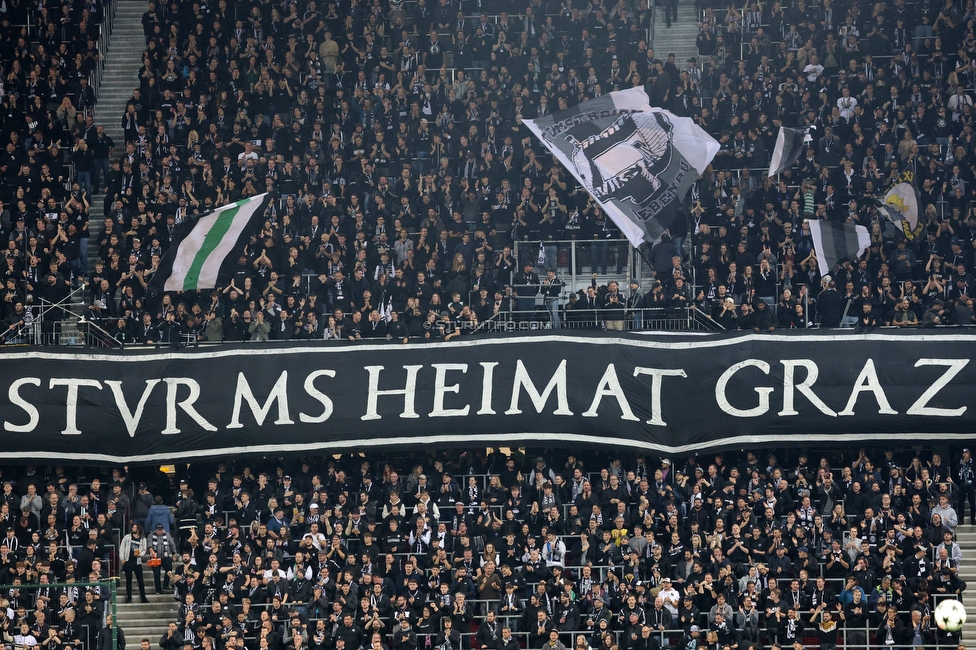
89, 0, 148, 274
114, 591, 177, 646
649, 0, 699, 67
17, 0, 144, 346
957, 523, 976, 646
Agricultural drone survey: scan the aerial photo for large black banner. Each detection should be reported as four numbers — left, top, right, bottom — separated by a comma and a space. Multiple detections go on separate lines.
1, 331, 974, 463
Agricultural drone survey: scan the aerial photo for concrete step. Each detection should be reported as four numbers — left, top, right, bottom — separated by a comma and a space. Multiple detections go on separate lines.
120, 626, 175, 635
83, 0, 147, 256
650, 0, 700, 59
115, 598, 175, 607
120, 619, 176, 627
955, 524, 975, 643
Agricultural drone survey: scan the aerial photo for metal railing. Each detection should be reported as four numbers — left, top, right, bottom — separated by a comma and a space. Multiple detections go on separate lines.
194, 594, 964, 650
499, 305, 713, 331
89, 0, 118, 104
4, 284, 122, 348
0, 581, 119, 649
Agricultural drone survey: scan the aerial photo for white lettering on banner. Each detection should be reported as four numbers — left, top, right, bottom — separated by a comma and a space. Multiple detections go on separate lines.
476, 362, 498, 415
906, 359, 969, 417
778, 360, 837, 417
105, 379, 162, 437
838, 359, 898, 416
541, 108, 640, 139
50, 379, 103, 435
505, 360, 574, 416
0, 351, 972, 448
582, 364, 640, 421
5, 377, 40, 433
632, 367, 687, 425
300, 370, 336, 423
431, 364, 470, 418
228, 371, 295, 429
715, 360, 773, 417
362, 365, 423, 420
162, 378, 218, 434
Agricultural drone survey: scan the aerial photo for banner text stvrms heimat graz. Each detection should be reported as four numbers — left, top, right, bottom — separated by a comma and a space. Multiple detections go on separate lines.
0, 332, 973, 462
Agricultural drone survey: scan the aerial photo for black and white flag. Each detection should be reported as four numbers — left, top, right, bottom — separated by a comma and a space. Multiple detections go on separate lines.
768, 126, 810, 176
808, 219, 871, 275
523, 88, 719, 248
875, 169, 925, 240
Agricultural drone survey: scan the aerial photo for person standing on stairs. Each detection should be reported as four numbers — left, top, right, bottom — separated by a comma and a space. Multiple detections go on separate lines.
959, 447, 975, 525
120, 524, 150, 603
665, 0, 679, 28
149, 522, 177, 595
97, 615, 125, 650
88, 125, 115, 195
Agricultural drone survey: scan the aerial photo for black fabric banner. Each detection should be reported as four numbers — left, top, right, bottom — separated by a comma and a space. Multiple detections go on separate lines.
2, 331, 974, 463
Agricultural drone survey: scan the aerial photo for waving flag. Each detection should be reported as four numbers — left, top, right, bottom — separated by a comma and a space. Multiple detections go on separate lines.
523, 88, 719, 248
153, 193, 272, 292
808, 219, 871, 276
876, 170, 925, 240
768, 126, 812, 176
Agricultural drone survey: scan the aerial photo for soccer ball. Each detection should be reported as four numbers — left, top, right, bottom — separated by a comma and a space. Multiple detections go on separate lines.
934, 598, 967, 632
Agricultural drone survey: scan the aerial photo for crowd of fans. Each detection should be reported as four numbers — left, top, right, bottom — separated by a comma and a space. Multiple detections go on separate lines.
0, 446, 970, 650
84, 0, 656, 343
688, 0, 976, 328
0, 0, 108, 342
5, 0, 976, 343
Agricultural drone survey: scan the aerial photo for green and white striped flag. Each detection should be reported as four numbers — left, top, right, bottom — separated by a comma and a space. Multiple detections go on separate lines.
154, 193, 272, 292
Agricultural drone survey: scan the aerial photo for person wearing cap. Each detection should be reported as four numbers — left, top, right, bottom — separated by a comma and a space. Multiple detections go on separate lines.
130, 482, 154, 529
680, 624, 702, 649
530, 457, 556, 487
512, 262, 539, 321
957, 447, 975, 525
148, 521, 177, 594
657, 578, 680, 617
586, 593, 611, 631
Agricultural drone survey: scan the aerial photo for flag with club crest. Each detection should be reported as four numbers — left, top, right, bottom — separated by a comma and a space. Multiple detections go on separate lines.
875, 169, 925, 241
522, 87, 719, 248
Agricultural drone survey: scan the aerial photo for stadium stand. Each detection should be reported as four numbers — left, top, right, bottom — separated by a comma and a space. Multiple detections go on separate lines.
0, 449, 969, 650
2, 0, 976, 345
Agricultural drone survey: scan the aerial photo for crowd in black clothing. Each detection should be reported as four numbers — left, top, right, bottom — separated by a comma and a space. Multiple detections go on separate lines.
0, 0, 109, 342
79, 0, 668, 343
8, 0, 976, 344
74, 0, 976, 341
684, 0, 976, 328
0, 446, 970, 650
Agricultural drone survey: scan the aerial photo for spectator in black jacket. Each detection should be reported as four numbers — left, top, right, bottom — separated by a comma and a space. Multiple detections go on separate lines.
750, 299, 775, 332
